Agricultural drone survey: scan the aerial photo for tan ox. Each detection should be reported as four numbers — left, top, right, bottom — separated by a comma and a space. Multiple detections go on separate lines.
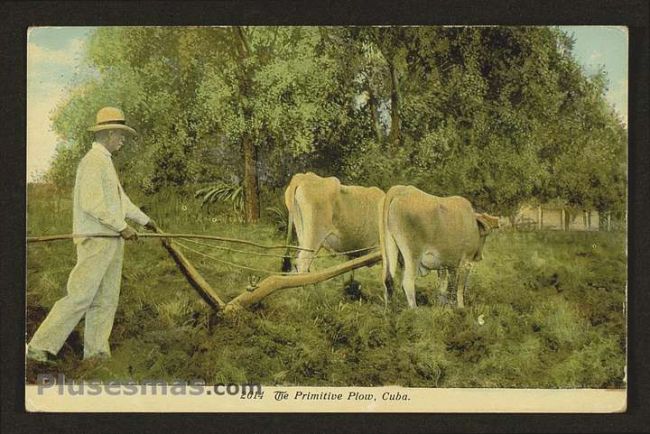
380, 185, 499, 308
282, 172, 385, 273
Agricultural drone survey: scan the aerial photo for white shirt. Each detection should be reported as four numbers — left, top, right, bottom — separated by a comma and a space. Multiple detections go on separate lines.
72, 142, 150, 241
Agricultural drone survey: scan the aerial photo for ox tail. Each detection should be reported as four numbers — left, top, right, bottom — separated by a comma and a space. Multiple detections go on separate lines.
281, 211, 294, 272
281, 181, 299, 272
379, 190, 398, 305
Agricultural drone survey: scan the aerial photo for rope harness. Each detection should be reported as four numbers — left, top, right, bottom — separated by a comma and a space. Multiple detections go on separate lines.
27, 232, 378, 277
174, 237, 378, 276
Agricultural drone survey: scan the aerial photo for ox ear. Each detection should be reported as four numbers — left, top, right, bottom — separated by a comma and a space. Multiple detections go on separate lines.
476, 213, 498, 236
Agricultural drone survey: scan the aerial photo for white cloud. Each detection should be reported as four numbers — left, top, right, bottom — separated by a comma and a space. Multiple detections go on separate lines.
27, 37, 88, 181
589, 50, 603, 63
27, 97, 62, 181
28, 42, 71, 66
27, 38, 86, 69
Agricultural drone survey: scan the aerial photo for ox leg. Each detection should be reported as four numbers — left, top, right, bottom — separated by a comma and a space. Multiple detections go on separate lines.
453, 262, 472, 309
383, 274, 395, 309
455, 269, 465, 309
344, 270, 364, 301
457, 262, 473, 308
299, 231, 333, 273
446, 268, 459, 308
382, 235, 399, 309
296, 249, 315, 273
281, 255, 293, 273
401, 258, 418, 309
436, 268, 449, 305
281, 211, 295, 272
437, 269, 449, 292
347, 269, 356, 286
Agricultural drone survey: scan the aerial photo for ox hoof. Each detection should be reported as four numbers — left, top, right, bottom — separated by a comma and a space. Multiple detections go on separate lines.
281, 257, 292, 273
416, 292, 430, 306
344, 280, 363, 301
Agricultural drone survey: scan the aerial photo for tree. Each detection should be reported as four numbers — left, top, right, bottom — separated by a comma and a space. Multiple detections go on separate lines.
50, 27, 342, 222
47, 26, 626, 224
192, 26, 340, 221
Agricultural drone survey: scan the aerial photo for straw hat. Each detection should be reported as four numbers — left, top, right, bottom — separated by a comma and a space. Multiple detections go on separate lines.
88, 107, 136, 134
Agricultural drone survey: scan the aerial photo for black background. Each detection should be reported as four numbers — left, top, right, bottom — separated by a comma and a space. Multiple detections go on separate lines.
1, 1, 648, 433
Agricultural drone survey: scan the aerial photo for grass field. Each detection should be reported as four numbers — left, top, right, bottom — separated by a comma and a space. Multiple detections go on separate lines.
25, 183, 627, 388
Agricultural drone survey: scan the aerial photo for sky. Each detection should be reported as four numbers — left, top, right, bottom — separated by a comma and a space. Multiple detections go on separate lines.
559, 26, 628, 125
26, 26, 629, 182
27, 26, 96, 181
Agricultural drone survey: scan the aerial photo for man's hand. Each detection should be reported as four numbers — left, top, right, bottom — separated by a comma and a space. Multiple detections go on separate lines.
144, 219, 160, 233
120, 225, 138, 241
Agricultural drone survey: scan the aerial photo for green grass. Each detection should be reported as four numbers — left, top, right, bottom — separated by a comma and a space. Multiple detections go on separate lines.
25, 184, 627, 388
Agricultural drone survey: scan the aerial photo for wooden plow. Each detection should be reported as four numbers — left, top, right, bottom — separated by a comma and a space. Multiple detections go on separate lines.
27, 229, 382, 314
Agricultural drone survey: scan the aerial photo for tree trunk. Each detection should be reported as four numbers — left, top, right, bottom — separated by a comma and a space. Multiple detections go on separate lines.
370, 30, 401, 150
367, 86, 383, 143
232, 26, 260, 223
387, 60, 401, 148
242, 134, 260, 222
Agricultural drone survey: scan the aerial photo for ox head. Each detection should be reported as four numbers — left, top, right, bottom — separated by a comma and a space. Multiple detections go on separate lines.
474, 212, 500, 261
476, 212, 500, 236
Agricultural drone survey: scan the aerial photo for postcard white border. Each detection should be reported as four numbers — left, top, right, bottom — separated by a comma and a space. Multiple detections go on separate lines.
25, 386, 626, 413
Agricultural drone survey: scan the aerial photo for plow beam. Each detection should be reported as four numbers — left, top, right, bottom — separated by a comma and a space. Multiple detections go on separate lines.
224, 251, 382, 313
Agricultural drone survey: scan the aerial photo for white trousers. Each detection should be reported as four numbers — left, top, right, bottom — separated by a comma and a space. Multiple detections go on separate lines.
29, 237, 124, 359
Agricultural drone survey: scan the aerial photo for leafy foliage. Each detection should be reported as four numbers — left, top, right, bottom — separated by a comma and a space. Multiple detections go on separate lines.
265, 206, 288, 234
195, 181, 245, 219
46, 26, 626, 218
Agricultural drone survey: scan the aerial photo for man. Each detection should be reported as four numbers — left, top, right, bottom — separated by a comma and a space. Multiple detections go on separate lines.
27, 107, 158, 363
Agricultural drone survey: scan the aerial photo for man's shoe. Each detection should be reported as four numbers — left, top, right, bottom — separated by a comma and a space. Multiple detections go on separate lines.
26, 346, 55, 364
